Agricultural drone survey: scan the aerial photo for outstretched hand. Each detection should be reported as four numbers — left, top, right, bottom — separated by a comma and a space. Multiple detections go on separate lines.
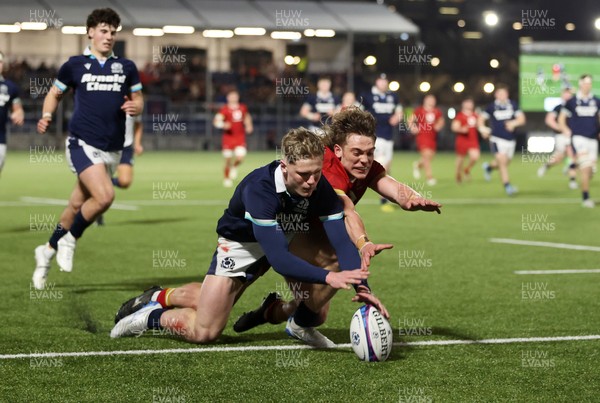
351, 285, 390, 319
400, 194, 442, 214
360, 242, 393, 271
325, 269, 369, 290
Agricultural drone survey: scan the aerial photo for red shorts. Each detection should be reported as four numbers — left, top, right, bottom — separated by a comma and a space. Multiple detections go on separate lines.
416, 133, 436, 151
222, 135, 246, 150
455, 137, 479, 156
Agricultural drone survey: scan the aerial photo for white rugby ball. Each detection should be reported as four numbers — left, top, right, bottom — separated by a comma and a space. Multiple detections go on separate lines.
350, 305, 393, 362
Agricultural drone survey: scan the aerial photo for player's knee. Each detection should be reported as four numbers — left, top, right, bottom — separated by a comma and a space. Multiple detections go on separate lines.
191, 326, 223, 344
118, 178, 132, 189
97, 190, 115, 210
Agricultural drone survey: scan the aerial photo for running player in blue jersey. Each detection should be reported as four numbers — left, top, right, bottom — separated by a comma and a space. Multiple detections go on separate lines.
558, 74, 600, 208
299, 77, 338, 134
478, 84, 526, 196
96, 114, 143, 225
537, 87, 577, 189
0, 51, 25, 176
32, 8, 143, 289
362, 73, 403, 211
111, 129, 371, 347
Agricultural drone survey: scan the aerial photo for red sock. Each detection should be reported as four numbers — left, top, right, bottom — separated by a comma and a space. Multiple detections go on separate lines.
224, 166, 230, 179
156, 288, 174, 307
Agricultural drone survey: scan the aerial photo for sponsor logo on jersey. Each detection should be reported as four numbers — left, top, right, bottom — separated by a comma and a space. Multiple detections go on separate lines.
80, 73, 126, 92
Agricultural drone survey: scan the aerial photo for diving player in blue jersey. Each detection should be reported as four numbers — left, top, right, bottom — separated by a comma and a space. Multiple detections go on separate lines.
299, 77, 338, 134
0, 51, 25, 176
362, 74, 403, 211
478, 84, 526, 196
558, 74, 600, 208
111, 129, 370, 347
32, 8, 143, 289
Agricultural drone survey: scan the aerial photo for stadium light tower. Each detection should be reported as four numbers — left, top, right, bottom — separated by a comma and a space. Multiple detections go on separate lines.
595, 18, 600, 30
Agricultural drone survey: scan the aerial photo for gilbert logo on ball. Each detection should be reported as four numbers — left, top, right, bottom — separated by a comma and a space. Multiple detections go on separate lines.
350, 305, 393, 362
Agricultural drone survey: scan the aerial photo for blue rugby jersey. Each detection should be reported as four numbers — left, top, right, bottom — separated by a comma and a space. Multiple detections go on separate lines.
562, 93, 600, 139
302, 92, 337, 125
482, 100, 523, 141
216, 160, 361, 284
362, 87, 401, 140
0, 77, 21, 144
54, 47, 142, 151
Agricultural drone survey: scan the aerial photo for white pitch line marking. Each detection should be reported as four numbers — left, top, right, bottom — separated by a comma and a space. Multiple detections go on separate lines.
514, 269, 600, 275
19, 196, 138, 211
1, 334, 598, 360
490, 238, 600, 252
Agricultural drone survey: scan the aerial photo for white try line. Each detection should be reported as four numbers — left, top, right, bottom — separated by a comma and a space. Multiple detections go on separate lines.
490, 238, 600, 252
2, 334, 599, 360
515, 269, 600, 275
19, 197, 138, 211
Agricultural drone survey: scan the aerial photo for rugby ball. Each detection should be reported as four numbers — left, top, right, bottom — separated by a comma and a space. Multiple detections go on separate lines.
350, 305, 393, 362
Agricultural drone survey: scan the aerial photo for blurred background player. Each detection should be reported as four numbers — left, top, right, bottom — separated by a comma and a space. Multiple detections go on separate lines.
409, 94, 444, 186
362, 73, 403, 212
32, 8, 143, 289
558, 74, 600, 208
213, 90, 252, 187
233, 107, 442, 336
479, 84, 526, 196
451, 97, 480, 183
0, 51, 25, 176
299, 77, 338, 134
336, 91, 362, 112
96, 114, 143, 225
111, 129, 370, 347
537, 87, 577, 190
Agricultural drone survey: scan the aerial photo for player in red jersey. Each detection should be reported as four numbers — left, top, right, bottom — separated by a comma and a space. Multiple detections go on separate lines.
408, 94, 444, 186
452, 97, 480, 183
213, 90, 253, 187
232, 107, 442, 334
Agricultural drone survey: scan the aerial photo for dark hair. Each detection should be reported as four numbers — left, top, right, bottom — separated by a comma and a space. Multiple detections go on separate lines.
580, 74, 592, 81
495, 83, 509, 91
87, 8, 121, 37
322, 106, 377, 150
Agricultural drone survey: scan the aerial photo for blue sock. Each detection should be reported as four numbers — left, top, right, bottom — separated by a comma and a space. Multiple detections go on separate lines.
583, 191, 589, 201
111, 177, 122, 188
147, 308, 166, 329
293, 302, 321, 327
48, 224, 68, 250
69, 211, 93, 239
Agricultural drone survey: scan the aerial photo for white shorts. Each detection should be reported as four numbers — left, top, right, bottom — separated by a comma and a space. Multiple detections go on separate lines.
554, 134, 571, 154
490, 136, 516, 160
0, 144, 6, 172
222, 146, 247, 158
65, 137, 121, 176
374, 138, 394, 167
207, 237, 269, 282
572, 135, 598, 169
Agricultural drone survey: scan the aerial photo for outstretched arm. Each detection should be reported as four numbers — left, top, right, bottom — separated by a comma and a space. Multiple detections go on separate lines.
253, 223, 368, 289
338, 193, 393, 270
371, 175, 442, 213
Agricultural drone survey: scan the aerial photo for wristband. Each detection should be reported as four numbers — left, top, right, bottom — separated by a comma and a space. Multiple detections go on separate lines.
356, 235, 370, 250
42, 112, 52, 121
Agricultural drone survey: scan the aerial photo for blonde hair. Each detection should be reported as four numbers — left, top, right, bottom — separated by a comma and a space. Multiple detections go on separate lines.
281, 127, 324, 164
